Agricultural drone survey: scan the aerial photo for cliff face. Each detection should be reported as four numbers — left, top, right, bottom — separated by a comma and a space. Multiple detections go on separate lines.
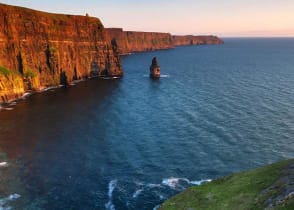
0, 67, 24, 102
106, 28, 224, 54
0, 3, 224, 104
106, 28, 173, 55
0, 3, 122, 103
172, 35, 224, 46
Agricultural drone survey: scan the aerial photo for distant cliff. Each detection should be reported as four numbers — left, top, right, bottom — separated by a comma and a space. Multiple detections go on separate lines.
0, 3, 122, 103
106, 28, 224, 54
172, 35, 224, 46
106, 28, 173, 54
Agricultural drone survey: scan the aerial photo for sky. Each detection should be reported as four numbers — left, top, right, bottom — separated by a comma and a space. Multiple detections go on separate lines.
1, 0, 294, 37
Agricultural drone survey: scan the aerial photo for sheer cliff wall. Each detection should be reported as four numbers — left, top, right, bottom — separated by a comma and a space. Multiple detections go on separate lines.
106, 28, 173, 55
106, 28, 223, 55
0, 3, 122, 103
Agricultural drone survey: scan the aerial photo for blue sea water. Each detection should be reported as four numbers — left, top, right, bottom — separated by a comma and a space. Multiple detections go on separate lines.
0, 38, 294, 209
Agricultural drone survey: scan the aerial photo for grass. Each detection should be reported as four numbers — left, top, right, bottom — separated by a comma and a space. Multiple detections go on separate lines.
0, 65, 11, 76
0, 150, 6, 162
24, 68, 36, 78
159, 159, 294, 210
49, 46, 57, 54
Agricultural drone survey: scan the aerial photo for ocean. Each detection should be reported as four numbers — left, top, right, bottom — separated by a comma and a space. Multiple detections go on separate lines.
0, 38, 294, 210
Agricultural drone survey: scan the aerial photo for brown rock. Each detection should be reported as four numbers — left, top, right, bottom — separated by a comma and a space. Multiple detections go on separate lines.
150, 57, 160, 79
172, 35, 224, 46
0, 3, 122, 103
106, 28, 224, 55
106, 28, 173, 55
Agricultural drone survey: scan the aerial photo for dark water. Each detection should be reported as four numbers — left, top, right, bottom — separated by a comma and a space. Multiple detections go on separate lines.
0, 38, 294, 210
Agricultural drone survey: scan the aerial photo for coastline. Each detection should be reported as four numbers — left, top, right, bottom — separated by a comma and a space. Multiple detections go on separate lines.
0, 76, 119, 111
0, 3, 223, 107
0, 43, 222, 111
159, 159, 294, 210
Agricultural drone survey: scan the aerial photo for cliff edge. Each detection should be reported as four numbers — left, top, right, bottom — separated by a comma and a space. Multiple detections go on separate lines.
0, 3, 122, 103
159, 159, 294, 210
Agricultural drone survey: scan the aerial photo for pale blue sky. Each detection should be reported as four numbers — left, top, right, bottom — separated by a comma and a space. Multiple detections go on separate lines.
1, 0, 294, 37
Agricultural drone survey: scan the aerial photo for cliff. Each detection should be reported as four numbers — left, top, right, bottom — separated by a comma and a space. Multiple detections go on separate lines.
172, 35, 224, 46
0, 3, 223, 104
106, 28, 173, 54
106, 28, 224, 54
0, 3, 122, 103
159, 159, 294, 210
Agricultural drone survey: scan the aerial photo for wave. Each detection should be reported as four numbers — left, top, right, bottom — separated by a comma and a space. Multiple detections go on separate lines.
132, 189, 143, 198
146, 183, 162, 189
0, 162, 8, 167
100, 76, 120, 80
8, 102, 17, 106
162, 177, 212, 190
102, 177, 211, 209
143, 74, 170, 78
162, 177, 189, 189
153, 204, 161, 210
22, 92, 32, 98
0, 194, 21, 210
38, 86, 58, 92
105, 180, 117, 210
190, 179, 212, 185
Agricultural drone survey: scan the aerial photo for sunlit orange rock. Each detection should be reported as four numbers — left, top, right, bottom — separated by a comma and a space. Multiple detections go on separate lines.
0, 3, 122, 103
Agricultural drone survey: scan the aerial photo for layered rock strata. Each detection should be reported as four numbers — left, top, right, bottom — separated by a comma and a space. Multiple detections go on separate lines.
106, 28, 224, 55
0, 3, 122, 103
0, 3, 224, 104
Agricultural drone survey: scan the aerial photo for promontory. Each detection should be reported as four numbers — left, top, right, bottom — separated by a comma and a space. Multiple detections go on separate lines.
0, 3, 223, 104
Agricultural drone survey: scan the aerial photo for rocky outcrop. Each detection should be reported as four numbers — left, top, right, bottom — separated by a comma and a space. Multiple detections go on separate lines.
106, 28, 223, 55
149, 57, 160, 78
0, 3, 122, 104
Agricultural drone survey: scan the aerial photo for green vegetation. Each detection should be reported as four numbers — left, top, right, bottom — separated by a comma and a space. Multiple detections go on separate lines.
24, 68, 36, 78
0, 148, 7, 162
0, 65, 11, 76
160, 159, 294, 210
49, 46, 57, 54
152, 39, 159, 45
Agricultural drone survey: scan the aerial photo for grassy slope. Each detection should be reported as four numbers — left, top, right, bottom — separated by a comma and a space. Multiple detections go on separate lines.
160, 159, 294, 210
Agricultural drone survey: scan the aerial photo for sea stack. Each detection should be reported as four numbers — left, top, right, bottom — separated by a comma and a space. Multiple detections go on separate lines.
150, 57, 160, 78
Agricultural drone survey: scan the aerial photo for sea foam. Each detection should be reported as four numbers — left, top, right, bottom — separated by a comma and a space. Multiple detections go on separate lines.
153, 204, 161, 210
0, 194, 21, 210
105, 180, 117, 210
132, 189, 143, 198
0, 162, 8, 167
162, 177, 212, 190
